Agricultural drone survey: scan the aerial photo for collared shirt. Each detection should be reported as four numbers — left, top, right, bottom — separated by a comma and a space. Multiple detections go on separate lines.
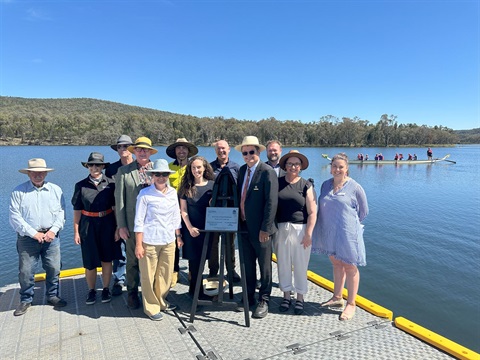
9, 180, 65, 238
71, 175, 115, 212
168, 160, 186, 190
266, 161, 281, 176
241, 160, 260, 197
134, 184, 181, 245
210, 158, 240, 184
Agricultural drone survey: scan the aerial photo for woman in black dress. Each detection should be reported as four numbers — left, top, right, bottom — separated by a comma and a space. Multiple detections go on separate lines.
178, 156, 215, 299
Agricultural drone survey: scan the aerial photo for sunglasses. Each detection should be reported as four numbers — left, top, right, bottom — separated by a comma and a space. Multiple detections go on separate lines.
117, 145, 129, 149
152, 172, 170, 178
242, 150, 256, 156
87, 164, 103, 168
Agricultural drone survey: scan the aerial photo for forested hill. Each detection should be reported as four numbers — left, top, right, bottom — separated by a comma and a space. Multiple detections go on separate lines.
0, 96, 473, 146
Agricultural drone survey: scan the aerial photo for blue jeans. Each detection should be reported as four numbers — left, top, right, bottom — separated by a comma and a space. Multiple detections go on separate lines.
17, 234, 61, 303
113, 239, 126, 285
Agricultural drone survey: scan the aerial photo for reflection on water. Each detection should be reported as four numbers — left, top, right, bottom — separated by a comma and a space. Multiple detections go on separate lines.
0, 145, 478, 352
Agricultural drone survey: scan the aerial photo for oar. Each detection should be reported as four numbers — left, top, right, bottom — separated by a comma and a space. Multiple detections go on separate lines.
444, 159, 457, 164
321, 154, 331, 160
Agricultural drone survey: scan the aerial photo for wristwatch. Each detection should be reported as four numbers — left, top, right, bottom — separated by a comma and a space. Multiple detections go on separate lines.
175, 234, 182, 238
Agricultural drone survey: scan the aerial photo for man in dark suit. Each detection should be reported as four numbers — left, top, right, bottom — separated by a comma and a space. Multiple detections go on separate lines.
265, 140, 286, 177
235, 136, 278, 318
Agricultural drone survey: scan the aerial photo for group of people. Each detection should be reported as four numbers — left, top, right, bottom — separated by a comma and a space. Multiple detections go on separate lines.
9, 135, 369, 323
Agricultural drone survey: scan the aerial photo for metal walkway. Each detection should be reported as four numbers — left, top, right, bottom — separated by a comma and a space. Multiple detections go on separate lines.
0, 257, 457, 360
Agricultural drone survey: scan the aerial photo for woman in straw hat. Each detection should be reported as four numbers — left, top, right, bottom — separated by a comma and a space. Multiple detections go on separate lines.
275, 150, 317, 315
72, 152, 120, 305
312, 153, 369, 321
134, 159, 182, 321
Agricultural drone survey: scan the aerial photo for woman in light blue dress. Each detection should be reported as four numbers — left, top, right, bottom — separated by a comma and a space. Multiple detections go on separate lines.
312, 153, 368, 321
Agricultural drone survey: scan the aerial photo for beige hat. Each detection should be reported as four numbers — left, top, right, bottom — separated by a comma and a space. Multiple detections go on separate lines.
19, 158, 54, 174
279, 150, 309, 170
234, 136, 266, 152
127, 136, 158, 155
166, 138, 199, 159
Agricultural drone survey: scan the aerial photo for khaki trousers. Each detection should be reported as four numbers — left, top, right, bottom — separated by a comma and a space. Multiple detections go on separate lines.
138, 241, 175, 316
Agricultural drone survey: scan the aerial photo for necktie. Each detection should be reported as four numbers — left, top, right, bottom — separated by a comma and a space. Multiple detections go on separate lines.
240, 168, 251, 221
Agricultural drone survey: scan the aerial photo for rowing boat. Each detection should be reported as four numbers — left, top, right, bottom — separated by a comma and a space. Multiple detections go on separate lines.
321, 154, 456, 164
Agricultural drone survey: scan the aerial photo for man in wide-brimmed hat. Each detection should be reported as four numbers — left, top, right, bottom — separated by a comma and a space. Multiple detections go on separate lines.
166, 137, 198, 287
10, 158, 67, 316
115, 136, 157, 309
235, 136, 278, 319
105, 135, 134, 296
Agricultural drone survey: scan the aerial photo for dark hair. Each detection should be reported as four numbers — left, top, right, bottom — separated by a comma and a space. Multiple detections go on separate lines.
178, 156, 214, 198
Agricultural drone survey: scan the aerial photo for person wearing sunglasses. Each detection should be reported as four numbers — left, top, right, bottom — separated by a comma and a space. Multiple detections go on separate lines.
235, 136, 278, 319
115, 136, 158, 310
134, 159, 181, 321
105, 135, 134, 297
72, 152, 120, 305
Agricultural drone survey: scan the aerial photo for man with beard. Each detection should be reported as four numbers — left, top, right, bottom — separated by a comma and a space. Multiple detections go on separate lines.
265, 140, 286, 177
166, 138, 198, 286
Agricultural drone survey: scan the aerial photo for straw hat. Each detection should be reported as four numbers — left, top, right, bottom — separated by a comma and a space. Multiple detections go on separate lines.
166, 138, 198, 159
279, 150, 309, 170
145, 159, 175, 174
81, 152, 110, 168
234, 136, 266, 152
127, 136, 158, 155
19, 158, 55, 174
110, 135, 133, 151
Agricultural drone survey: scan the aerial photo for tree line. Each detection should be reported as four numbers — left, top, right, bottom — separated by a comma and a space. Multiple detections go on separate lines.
0, 96, 474, 146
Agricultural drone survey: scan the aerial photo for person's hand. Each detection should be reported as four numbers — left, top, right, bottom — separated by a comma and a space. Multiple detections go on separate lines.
33, 232, 45, 243
259, 231, 270, 243
301, 234, 312, 249
119, 227, 130, 240
177, 237, 184, 248
135, 244, 145, 259
44, 230, 56, 243
114, 228, 121, 241
74, 233, 81, 245
189, 227, 200, 238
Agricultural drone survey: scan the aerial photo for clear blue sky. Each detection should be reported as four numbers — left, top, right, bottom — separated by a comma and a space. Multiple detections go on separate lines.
1, 0, 478, 130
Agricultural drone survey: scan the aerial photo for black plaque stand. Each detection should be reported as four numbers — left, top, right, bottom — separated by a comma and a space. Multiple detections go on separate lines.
189, 167, 250, 327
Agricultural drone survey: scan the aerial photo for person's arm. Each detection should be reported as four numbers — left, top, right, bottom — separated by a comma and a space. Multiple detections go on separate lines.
173, 194, 184, 247
135, 232, 145, 259
9, 187, 37, 238
114, 168, 130, 240
259, 167, 279, 241
301, 186, 317, 249
45, 186, 65, 242
356, 184, 369, 222
73, 210, 82, 245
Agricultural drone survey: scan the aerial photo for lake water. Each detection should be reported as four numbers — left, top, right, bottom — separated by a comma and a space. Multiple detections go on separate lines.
1, 144, 479, 352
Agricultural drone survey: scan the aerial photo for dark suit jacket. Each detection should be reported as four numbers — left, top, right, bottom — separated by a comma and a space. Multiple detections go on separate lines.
238, 161, 278, 237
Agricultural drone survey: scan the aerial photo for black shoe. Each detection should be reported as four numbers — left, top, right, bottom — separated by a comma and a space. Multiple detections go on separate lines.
111, 282, 123, 296
294, 299, 305, 315
86, 289, 96, 305
229, 270, 241, 283
127, 292, 140, 309
253, 301, 269, 318
47, 296, 67, 307
14, 302, 31, 316
101, 288, 112, 303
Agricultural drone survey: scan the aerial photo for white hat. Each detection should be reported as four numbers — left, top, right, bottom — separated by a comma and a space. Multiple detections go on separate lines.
234, 136, 266, 152
19, 158, 54, 174
145, 159, 175, 174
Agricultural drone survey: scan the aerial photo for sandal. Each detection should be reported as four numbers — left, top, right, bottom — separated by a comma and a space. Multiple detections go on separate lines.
294, 299, 304, 315
320, 296, 344, 308
339, 302, 356, 321
279, 298, 291, 312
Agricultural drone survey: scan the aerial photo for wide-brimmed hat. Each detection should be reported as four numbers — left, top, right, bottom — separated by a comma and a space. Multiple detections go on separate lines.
81, 152, 110, 168
145, 159, 175, 174
166, 138, 198, 159
110, 135, 133, 151
234, 136, 266, 152
279, 150, 309, 170
127, 136, 158, 155
19, 158, 54, 174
